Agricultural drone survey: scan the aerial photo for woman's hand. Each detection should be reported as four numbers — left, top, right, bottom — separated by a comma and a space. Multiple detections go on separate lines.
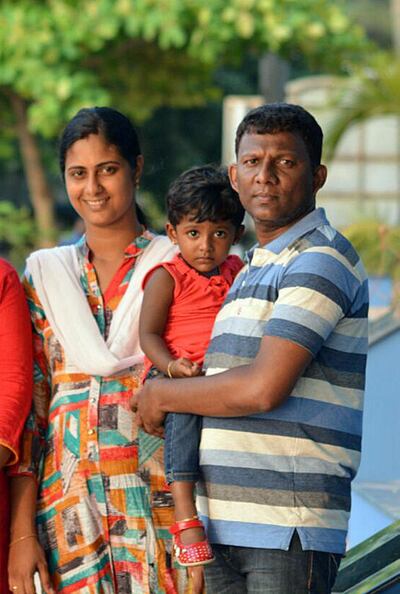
8, 536, 55, 594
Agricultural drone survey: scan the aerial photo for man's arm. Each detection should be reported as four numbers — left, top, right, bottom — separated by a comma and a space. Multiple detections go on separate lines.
134, 244, 354, 434
134, 335, 312, 435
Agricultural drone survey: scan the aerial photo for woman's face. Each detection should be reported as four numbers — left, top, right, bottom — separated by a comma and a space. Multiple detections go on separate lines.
64, 133, 143, 233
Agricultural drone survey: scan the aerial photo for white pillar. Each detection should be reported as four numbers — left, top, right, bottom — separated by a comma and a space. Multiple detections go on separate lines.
221, 95, 264, 165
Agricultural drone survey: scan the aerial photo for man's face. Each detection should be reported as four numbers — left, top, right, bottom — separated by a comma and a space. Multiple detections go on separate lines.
229, 131, 327, 244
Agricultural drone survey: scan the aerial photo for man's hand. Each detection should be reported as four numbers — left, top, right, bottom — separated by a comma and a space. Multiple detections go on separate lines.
130, 380, 166, 437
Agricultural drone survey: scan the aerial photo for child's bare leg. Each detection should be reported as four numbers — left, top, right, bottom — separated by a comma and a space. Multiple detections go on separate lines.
170, 481, 204, 545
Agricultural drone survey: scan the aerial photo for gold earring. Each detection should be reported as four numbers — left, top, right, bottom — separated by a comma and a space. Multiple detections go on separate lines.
135, 179, 140, 189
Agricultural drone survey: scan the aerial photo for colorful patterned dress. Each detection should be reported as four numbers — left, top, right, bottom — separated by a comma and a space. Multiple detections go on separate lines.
14, 233, 190, 594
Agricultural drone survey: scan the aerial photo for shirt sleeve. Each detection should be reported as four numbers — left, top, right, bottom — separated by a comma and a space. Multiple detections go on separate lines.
8, 271, 51, 478
0, 266, 33, 465
263, 248, 361, 357
229, 255, 244, 278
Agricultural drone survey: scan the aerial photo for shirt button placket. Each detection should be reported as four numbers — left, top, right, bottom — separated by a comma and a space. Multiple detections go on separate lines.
87, 378, 100, 461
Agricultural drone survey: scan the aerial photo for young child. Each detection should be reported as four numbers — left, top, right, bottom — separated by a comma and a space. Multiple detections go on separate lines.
139, 165, 245, 568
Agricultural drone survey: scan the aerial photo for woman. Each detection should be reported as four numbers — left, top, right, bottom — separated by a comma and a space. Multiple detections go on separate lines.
8, 107, 192, 594
0, 259, 32, 592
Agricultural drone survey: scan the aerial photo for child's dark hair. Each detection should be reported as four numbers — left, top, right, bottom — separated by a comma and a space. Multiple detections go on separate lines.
235, 103, 323, 170
166, 165, 245, 228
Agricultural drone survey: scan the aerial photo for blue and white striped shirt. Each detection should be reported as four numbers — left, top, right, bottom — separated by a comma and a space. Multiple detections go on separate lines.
198, 208, 369, 554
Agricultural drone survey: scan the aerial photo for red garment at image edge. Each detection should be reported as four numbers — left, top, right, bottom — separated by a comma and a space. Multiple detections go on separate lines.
0, 259, 33, 591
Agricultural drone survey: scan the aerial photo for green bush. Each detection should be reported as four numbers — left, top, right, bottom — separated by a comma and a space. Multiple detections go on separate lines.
343, 221, 400, 310
343, 221, 400, 282
0, 201, 37, 269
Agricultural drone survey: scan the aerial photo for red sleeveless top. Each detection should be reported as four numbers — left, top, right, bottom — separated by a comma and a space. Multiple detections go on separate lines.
142, 254, 243, 375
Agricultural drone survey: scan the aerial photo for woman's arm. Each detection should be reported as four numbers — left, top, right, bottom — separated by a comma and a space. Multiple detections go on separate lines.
0, 266, 33, 470
9, 477, 38, 542
8, 272, 54, 593
8, 273, 51, 478
8, 477, 54, 594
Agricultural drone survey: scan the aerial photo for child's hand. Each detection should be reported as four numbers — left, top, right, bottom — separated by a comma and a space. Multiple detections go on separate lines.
168, 358, 202, 378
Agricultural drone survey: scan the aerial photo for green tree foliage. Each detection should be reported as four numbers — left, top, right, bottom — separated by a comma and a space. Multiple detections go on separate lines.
343, 220, 400, 307
346, 0, 391, 48
0, 0, 370, 242
0, 202, 36, 268
1, 0, 369, 134
325, 54, 400, 158
343, 220, 400, 280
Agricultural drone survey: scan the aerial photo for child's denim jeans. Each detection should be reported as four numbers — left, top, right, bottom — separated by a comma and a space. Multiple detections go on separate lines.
145, 366, 201, 484
164, 411, 201, 484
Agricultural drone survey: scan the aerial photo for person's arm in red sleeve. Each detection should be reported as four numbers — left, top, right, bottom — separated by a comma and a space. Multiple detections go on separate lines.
7, 270, 54, 594
0, 263, 33, 470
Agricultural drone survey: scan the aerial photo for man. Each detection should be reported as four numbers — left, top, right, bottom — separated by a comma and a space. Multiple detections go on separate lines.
133, 103, 369, 593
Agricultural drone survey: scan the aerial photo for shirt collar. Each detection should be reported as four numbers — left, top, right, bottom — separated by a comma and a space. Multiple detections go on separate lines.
245, 208, 329, 262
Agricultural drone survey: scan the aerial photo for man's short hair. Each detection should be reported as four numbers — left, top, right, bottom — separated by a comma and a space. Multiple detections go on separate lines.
235, 103, 323, 169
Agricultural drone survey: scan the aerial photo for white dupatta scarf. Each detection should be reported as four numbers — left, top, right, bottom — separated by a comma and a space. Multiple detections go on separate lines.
26, 235, 176, 377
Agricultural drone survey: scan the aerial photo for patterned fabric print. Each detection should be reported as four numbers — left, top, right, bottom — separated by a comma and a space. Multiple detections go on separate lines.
16, 233, 191, 594
200, 208, 369, 556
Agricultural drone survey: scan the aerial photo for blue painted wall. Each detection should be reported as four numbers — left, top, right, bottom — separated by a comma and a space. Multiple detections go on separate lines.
356, 329, 400, 482
348, 327, 400, 548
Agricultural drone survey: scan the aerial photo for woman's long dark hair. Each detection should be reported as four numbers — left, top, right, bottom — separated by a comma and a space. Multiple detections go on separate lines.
59, 107, 146, 226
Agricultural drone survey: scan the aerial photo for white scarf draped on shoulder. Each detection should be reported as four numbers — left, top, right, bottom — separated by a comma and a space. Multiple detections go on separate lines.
26, 235, 177, 377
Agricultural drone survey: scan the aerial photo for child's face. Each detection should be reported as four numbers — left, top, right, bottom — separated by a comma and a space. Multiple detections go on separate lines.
166, 215, 241, 273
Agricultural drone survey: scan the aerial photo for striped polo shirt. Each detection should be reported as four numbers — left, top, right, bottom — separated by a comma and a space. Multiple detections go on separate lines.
198, 208, 369, 555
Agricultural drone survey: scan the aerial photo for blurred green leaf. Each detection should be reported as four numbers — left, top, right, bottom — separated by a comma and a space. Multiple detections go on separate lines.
0, 0, 372, 241
0, 0, 371, 141
325, 53, 400, 159
0, 201, 37, 268
342, 221, 400, 280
